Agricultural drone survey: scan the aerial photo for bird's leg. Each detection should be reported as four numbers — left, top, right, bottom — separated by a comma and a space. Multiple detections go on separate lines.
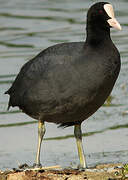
34, 120, 45, 168
74, 124, 86, 169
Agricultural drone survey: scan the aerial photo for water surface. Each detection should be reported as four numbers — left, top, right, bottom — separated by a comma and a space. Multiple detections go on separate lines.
0, 0, 128, 169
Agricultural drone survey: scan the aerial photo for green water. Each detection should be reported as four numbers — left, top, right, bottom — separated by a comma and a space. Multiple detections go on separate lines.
0, 0, 128, 169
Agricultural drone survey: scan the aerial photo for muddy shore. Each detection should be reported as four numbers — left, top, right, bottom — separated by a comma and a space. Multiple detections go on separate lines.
0, 163, 128, 180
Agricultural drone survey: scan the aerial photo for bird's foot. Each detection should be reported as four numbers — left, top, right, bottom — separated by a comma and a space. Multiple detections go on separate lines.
76, 164, 86, 171
33, 163, 42, 169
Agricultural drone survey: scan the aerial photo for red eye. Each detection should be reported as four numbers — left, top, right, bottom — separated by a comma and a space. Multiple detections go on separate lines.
99, 10, 103, 14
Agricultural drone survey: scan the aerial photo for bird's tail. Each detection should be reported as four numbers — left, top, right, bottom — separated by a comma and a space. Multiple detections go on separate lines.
4, 90, 11, 110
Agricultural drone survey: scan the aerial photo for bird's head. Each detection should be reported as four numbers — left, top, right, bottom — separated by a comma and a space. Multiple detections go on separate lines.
87, 2, 121, 31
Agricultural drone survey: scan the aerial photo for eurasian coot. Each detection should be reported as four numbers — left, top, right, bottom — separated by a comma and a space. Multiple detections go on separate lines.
5, 2, 121, 168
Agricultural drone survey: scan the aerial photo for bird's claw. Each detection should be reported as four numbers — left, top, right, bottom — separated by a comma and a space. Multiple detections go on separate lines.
76, 164, 86, 171
33, 163, 42, 169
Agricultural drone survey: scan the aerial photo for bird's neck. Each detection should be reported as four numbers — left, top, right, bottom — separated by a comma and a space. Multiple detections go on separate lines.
86, 23, 111, 46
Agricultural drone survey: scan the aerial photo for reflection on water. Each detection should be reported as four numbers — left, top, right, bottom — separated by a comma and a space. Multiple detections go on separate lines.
0, 0, 128, 169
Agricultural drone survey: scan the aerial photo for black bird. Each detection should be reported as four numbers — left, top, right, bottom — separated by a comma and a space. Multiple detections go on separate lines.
5, 2, 121, 169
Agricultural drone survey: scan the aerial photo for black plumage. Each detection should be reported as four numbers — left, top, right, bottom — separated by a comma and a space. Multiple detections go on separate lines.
6, 41, 120, 126
5, 2, 121, 168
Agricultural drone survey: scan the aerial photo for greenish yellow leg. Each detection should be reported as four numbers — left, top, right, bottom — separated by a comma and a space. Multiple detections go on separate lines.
74, 124, 86, 169
34, 120, 45, 168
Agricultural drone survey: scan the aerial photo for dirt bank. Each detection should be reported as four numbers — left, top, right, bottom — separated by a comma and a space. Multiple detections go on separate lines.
0, 163, 128, 180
